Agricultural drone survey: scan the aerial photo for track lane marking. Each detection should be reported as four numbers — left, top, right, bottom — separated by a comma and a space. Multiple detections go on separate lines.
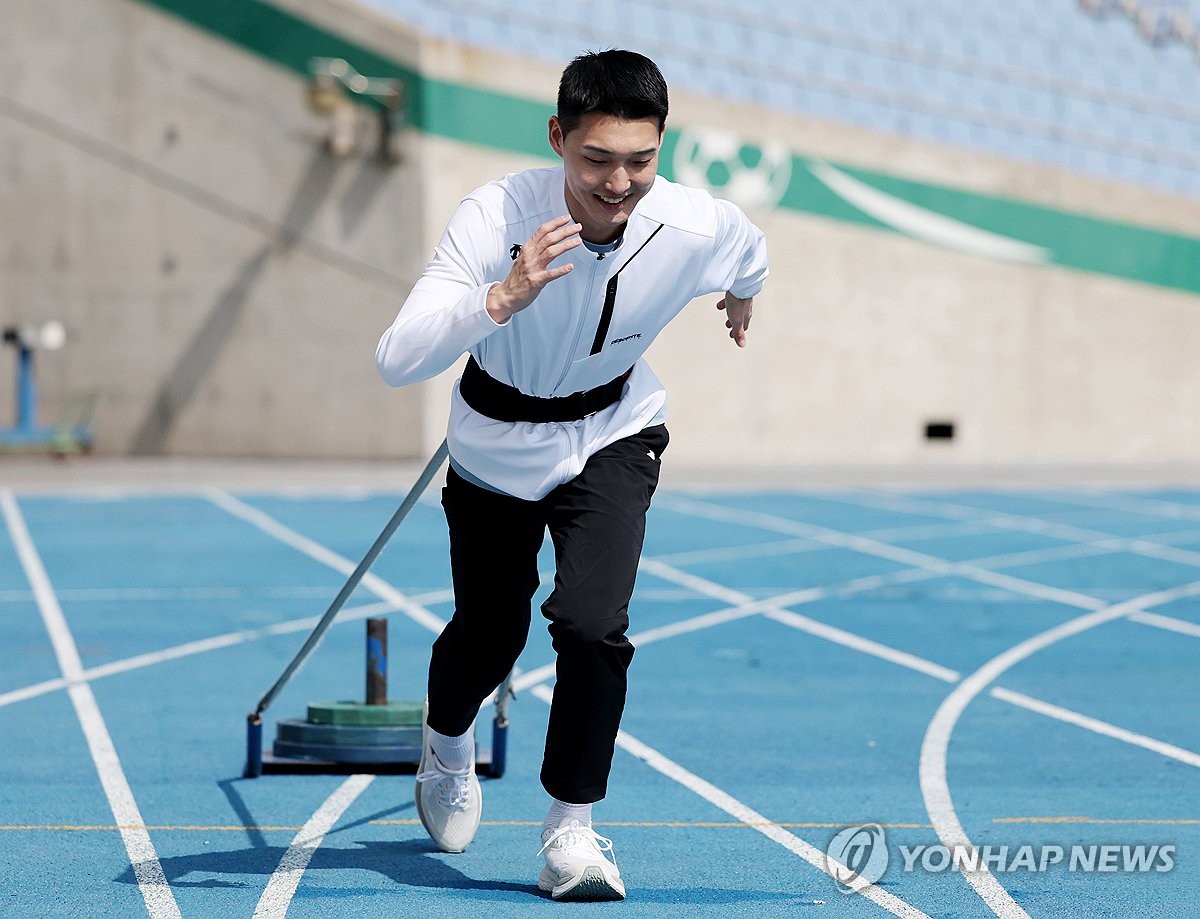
989, 686, 1200, 768
0, 490, 183, 919
527, 684, 934, 918
654, 494, 1105, 612
8, 815, 1196, 832
204, 489, 445, 634
1129, 610, 1200, 639
0, 597, 418, 709
251, 774, 375, 919
834, 487, 1200, 573
919, 580, 1200, 919
644, 496, 1200, 917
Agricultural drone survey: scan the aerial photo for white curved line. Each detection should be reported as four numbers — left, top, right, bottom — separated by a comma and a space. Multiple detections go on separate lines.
920, 578, 1200, 918
808, 162, 1051, 264
253, 774, 375, 918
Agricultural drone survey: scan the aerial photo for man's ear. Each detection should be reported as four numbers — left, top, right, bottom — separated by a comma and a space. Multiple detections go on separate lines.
548, 116, 565, 157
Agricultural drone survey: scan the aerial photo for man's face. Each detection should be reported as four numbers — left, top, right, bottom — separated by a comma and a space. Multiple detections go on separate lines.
549, 113, 662, 244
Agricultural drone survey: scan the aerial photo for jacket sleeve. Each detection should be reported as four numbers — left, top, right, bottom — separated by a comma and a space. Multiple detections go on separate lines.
375, 197, 508, 387
696, 198, 769, 299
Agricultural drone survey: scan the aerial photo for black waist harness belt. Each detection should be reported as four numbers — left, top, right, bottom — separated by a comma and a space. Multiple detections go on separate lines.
460, 356, 631, 423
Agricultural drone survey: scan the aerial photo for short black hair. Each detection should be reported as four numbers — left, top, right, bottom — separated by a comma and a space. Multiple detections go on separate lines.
557, 50, 669, 137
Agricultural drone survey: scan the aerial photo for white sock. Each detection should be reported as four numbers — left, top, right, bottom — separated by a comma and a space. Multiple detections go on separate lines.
544, 799, 592, 830
428, 727, 473, 772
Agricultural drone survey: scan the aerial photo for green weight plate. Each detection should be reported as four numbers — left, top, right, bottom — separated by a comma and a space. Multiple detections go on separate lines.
276, 719, 422, 747
306, 700, 423, 726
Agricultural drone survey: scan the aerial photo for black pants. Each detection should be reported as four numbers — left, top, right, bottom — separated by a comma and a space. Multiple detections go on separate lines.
427, 424, 669, 804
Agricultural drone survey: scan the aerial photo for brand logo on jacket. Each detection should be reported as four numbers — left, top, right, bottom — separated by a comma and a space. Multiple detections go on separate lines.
609, 333, 642, 345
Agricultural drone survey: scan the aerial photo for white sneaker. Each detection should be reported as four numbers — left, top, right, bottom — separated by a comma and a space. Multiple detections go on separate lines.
537, 820, 626, 901
414, 717, 481, 853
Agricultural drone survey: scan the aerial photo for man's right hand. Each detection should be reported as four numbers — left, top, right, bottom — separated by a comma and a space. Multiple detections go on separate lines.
486, 215, 582, 324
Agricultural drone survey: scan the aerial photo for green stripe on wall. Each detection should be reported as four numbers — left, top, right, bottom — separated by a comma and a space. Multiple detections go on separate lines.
838, 166, 1200, 294
138, 0, 1200, 296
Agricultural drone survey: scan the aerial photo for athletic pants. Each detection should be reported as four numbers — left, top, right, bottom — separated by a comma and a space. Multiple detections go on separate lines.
426, 423, 669, 804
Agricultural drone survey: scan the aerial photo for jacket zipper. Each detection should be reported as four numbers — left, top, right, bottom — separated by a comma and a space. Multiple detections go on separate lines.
553, 253, 606, 390
588, 224, 664, 356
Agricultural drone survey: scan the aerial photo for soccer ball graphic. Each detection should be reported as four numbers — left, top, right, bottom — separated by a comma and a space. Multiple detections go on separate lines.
672, 127, 792, 211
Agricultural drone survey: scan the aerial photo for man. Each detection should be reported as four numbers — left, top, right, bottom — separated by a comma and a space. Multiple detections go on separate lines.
376, 49, 767, 900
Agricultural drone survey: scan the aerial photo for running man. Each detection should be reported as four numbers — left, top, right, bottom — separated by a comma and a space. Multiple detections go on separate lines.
376, 49, 768, 900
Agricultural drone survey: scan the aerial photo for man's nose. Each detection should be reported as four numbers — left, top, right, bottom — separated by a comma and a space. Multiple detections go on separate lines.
606, 167, 631, 195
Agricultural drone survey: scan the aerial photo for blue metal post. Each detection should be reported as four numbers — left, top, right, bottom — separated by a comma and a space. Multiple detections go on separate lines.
16, 345, 35, 432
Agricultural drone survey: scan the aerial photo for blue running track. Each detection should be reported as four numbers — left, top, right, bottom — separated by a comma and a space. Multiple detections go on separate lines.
1, 479, 1198, 918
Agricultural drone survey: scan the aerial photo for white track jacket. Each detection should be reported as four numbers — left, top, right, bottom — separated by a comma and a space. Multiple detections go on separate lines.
376, 166, 769, 500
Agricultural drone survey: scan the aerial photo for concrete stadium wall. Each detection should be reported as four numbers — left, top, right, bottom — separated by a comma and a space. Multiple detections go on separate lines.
3, 0, 1198, 466
0, 0, 428, 458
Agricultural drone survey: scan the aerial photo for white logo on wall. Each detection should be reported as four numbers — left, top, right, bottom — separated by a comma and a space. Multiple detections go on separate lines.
825, 824, 889, 894
673, 127, 792, 211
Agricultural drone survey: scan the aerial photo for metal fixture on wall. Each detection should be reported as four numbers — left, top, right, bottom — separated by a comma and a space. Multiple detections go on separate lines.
306, 57, 406, 162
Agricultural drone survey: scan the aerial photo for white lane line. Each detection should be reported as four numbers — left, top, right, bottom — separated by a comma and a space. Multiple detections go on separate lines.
199, 484, 1190, 916
650, 494, 1189, 916
512, 565, 943, 695
0, 676, 69, 709
989, 687, 1200, 768
641, 556, 1200, 777
0, 490, 183, 919
833, 489, 1115, 545
0, 584, 458, 605
510, 603, 777, 694
767, 607, 1200, 770
1116, 538, 1200, 569
1129, 610, 1200, 639
656, 494, 954, 571
655, 494, 1104, 614
839, 488, 1200, 572
919, 579, 1200, 919
527, 684, 932, 918
637, 556, 751, 607
515, 575, 1198, 794
0, 593, 455, 710
637, 558, 955, 667
195, 492, 446, 916
858, 520, 1002, 543
0, 585, 353, 603
204, 489, 445, 634
649, 537, 824, 567
962, 541, 1116, 571
765, 609, 961, 683
1017, 489, 1200, 523
252, 774, 375, 919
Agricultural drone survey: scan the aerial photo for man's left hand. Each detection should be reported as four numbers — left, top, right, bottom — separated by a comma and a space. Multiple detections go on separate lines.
717, 293, 752, 348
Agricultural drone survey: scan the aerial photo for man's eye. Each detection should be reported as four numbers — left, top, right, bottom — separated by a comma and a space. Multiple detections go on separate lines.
584, 157, 606, 165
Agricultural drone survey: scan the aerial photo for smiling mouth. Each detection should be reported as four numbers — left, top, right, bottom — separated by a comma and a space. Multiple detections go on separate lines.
597, 194, 628, 205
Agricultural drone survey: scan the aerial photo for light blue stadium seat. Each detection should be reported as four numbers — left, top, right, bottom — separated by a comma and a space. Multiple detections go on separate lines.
360, 0, 1200, 198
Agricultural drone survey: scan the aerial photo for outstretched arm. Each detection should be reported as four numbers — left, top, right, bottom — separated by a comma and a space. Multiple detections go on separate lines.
716, 292, 753, 348
700, 198, 766, 350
